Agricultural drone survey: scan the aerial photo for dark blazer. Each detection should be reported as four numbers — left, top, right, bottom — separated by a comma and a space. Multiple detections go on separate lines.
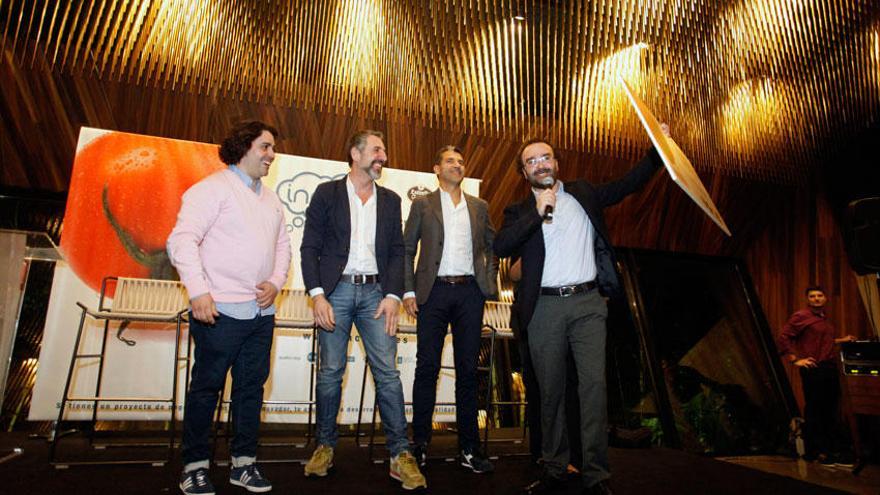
403, 189, 497, 305
300, 177, 405, 298
494, 148, 661, 333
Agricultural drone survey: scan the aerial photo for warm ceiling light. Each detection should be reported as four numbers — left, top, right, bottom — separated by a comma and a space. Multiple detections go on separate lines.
2, 0, 876, 184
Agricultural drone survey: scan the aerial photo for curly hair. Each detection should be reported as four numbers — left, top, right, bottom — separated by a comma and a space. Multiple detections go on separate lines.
218, 120, 279, 165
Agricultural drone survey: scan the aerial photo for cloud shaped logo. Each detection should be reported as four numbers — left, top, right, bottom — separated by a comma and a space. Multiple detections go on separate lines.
276, 171, 346, 229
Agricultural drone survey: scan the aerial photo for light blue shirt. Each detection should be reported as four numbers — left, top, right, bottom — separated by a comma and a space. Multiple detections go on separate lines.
229, 164, 262, 193
214, 165, 275, 319
534, 182, 597, 287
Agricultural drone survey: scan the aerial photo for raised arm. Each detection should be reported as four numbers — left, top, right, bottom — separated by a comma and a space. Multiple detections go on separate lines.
595, 147, 662, 208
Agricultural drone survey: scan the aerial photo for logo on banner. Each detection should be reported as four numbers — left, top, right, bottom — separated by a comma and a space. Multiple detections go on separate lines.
407, 186, 432, 201
276, 171, 346, 229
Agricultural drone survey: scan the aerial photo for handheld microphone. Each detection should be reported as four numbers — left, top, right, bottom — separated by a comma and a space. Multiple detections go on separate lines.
538, 177, 555, 221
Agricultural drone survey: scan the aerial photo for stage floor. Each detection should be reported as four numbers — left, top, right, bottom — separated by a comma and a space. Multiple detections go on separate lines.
0, 430, 871, 494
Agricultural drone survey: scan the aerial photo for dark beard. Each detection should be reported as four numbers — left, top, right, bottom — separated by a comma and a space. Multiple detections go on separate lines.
528, 170, 555, 189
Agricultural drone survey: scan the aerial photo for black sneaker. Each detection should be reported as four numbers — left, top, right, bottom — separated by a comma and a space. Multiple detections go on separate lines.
179, 468, 216, 495
460, 447, 494, 474
412, 443, 427, 468
229, 464, 272, 493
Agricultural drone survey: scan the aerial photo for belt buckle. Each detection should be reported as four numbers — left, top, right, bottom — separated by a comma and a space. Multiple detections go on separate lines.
559, 285, 575, 297
353, 274, 365, 284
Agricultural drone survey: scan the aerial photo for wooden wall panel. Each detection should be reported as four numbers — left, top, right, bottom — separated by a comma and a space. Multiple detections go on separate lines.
745, 185, 870, 410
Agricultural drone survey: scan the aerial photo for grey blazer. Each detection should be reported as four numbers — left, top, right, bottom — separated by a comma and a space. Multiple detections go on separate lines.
403, 189, 497, 305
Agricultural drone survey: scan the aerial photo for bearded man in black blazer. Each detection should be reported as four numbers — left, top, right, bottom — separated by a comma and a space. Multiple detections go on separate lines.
300, 130, 426, 490
494, 138, 663, 495
402, 145, 497, 473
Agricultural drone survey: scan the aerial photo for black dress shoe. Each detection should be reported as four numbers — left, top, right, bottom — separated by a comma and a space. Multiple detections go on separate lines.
582, 480, 614, 495
524, 475, 565, 494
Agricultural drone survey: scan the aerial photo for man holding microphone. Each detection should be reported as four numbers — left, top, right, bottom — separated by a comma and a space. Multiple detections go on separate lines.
495, 136, 664, 495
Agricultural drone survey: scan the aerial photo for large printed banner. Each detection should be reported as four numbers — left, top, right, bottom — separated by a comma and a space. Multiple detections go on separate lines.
29, 128, 480, 423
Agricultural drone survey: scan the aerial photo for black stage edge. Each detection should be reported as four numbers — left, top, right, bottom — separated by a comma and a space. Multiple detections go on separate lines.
0, 431, 848, 494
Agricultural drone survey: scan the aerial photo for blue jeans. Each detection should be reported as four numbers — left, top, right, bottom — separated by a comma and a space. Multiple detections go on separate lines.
182, 313, 274, 466
315, 282, 409, 456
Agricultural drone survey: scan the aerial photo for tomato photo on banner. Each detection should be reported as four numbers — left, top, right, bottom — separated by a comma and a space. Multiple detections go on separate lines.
60, 130, 225, 293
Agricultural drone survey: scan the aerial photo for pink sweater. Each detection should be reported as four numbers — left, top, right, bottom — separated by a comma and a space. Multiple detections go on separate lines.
167, 169, 291, 302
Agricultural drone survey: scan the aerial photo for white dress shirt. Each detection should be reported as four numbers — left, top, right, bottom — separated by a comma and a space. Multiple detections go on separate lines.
437, 189, 475, 277
536, 182, 597, 287
403, 189, 474, 301
342, 177, 379, 276
309, 176, 385, 299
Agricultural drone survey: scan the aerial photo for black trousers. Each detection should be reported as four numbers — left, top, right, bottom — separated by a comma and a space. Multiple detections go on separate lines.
800, 364, 840, 456
412, 278, 486, 450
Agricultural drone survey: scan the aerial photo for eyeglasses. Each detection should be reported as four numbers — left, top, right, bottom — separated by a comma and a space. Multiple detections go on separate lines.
524, 154, 554, 168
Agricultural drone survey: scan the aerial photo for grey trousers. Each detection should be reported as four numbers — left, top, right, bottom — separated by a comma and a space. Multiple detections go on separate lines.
527, 289, 609, 487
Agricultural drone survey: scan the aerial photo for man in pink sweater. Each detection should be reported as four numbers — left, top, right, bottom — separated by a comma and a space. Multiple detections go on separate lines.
167, 121, 291, 495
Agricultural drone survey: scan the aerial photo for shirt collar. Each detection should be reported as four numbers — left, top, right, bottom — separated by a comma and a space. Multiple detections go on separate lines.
229, 165, 261, 193
346, 174, 377, 200
808, 307, 827, 318
439, 188, 466, 209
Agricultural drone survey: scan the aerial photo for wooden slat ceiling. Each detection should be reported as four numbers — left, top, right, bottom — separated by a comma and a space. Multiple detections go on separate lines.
2, 0, 878, 184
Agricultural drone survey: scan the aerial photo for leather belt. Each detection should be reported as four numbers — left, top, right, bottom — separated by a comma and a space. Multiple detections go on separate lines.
341, 274, 379, 285
540, 281, 596, 297
436, 275, 474, 285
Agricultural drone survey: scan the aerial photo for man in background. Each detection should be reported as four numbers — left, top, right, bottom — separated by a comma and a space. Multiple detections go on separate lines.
777, 286, 855, 466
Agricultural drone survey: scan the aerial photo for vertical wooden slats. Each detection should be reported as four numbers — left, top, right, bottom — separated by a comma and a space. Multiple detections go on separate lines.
1, 0, 879, 183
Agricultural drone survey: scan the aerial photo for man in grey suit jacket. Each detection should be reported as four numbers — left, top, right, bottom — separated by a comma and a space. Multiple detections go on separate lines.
403, 145, 497, 474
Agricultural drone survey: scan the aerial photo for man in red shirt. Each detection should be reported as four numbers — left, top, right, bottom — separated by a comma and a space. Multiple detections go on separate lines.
777, 286, 855, 464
